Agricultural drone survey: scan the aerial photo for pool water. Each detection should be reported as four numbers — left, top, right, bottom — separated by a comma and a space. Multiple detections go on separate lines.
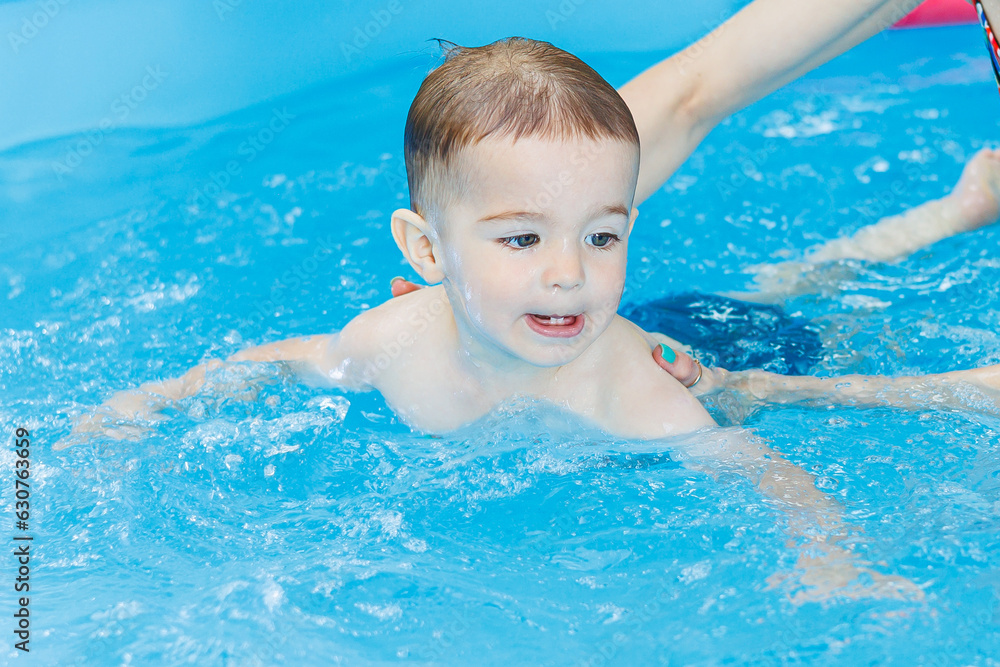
3, 23, 1000, 666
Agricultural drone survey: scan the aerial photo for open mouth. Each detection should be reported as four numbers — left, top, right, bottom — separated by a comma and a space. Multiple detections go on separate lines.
525, 313, 586, 338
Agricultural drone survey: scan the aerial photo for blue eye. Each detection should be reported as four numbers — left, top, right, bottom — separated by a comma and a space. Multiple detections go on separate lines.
501, 234, 539, 249
588, 233, 619, 249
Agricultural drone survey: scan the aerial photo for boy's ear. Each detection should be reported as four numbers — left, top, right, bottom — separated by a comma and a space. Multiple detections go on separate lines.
390, 208, 445, 284
628, 206, 639, 235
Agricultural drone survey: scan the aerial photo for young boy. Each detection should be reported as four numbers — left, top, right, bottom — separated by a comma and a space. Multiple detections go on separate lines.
70, 0, 999, 601
85, 0, 1000, 440
67, 35, 955, 602
78, 38, 714, 442
88, 33, 1000, 441
78, 0, 992, 440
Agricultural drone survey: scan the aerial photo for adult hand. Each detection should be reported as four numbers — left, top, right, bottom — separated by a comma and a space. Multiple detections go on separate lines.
651, 341, 727, 397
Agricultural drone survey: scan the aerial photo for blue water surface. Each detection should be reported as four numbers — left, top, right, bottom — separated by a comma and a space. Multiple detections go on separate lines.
2, 22, 1000, 666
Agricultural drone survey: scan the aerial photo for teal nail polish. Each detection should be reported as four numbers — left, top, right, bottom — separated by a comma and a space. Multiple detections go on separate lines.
659, 343, 676, 364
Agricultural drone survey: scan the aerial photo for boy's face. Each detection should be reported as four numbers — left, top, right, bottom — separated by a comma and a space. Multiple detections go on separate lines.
433, 135, 639, 368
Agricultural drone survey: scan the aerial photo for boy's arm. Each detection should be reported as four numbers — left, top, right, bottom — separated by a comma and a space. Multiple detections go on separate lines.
621, 0, 923, 205
59, 333, 360, 448
145, 334, 350, 404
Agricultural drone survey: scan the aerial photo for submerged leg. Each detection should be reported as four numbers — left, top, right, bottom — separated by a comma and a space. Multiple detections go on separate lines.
743, 147, 1000, 302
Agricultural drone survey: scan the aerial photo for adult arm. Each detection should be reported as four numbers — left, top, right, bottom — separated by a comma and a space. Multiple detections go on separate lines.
716, 364, 1000, 414
621, 0, 924, 205
983, 0, 1000, 22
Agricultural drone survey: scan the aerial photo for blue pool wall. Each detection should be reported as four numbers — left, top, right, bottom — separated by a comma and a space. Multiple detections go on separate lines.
0, 0, 748, 153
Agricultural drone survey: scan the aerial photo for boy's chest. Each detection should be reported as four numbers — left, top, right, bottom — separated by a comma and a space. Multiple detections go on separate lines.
368, 349, 611, 434
368, 346, 501, 432
376, 367, 699, 439
357, 313, 711, 437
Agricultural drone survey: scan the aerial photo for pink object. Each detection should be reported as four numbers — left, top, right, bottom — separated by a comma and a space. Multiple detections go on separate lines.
893, 0, 978, 28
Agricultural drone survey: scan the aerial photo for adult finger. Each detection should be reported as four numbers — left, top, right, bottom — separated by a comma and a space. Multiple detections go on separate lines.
652, 343, 702, 388
390, 277, 423, 297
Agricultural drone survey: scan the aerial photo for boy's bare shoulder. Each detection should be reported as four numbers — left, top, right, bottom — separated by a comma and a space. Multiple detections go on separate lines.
332, 286, 452, 383
339, 285, 450, 343
580, 315, 716, 438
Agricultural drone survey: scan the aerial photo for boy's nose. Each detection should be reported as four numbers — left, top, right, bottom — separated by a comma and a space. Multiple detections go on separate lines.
542, 244, 585, 290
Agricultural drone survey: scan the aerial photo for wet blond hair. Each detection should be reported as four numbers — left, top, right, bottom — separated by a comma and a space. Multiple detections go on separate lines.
403, 37, 639, 219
